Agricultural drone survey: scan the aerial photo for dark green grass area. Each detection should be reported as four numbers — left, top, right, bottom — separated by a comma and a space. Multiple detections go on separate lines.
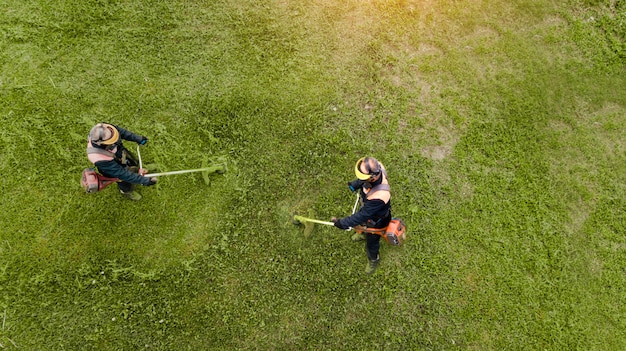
1, 0, 625, 349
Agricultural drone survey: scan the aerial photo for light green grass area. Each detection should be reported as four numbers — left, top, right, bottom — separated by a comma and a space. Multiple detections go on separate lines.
1, 0, 624, 349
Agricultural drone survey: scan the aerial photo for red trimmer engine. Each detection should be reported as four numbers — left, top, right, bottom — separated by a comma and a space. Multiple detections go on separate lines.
81, 168, 119, 193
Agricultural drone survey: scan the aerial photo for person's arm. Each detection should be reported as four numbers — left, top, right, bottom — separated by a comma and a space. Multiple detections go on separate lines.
347, 179, 365, 192
334, 199, 387, 229
114, 125, 148, 145
95, 160, 153, 185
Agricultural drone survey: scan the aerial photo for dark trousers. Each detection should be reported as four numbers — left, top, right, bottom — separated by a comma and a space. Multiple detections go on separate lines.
364, 212, 390, 261
116, 148, 138, 193
117, 179, 134, 193
365, 233, 381, 261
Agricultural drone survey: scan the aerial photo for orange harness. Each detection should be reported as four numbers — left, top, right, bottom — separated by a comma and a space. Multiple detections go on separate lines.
353, 218, 406, 245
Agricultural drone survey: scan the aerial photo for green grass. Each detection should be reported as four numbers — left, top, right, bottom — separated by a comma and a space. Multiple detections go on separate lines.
1, 0, 624, 349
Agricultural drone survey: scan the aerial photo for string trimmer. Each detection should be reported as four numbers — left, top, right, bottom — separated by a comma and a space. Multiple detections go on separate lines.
81, 146, 226, 193
292, 193, 407, 245
143, 165, 225, 178
292, 216, 335, 226
291, 215, 334, 238
139, 146, 227, 180
292, 194, 359, 237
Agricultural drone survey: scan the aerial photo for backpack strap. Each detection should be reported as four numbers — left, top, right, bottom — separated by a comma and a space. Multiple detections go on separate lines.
366, 183, 390, 198
87, 147, 115, 158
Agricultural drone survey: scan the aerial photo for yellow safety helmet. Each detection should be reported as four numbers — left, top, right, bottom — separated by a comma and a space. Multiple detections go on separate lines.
89, 123, 119, 146
354, 157, 381, 180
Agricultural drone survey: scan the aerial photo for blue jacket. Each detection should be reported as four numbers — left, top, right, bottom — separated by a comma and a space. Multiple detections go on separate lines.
89, 125, 152, 186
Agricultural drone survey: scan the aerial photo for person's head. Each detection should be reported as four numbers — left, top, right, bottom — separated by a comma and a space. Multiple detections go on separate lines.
354, 157, 382, 182
89, 123, 119, 147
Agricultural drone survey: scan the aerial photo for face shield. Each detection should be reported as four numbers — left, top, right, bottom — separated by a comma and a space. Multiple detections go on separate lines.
90, 123, 119, 146
354, 157, 381, 181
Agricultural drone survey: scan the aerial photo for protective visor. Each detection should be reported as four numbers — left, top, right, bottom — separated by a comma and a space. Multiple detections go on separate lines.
99, 124, 120, 145
354, 157, 372, 180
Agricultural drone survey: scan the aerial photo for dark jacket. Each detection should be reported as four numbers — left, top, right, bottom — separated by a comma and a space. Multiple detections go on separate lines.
90, 125, 152, 186
335, 184, 391, 229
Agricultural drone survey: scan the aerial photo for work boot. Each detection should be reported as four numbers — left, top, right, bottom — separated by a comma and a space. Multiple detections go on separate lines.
120, 190, 142, 201
351, 233, 365, 242
365, 256, 380, 275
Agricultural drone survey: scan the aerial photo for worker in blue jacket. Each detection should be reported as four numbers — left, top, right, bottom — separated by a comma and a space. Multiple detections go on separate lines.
332, 157, 391, 274
86, 123, 157, 201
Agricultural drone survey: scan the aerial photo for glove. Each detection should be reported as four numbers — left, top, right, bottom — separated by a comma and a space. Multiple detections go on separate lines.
147, 177, 158, 186
348, 179, 365, 192
332, 217, 349, 230
139, 136, 148, 145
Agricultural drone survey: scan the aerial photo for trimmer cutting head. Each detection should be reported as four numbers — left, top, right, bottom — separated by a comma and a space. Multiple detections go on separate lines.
292, 214, 314, 237
292, 214, 305, 225
201, 156, 227, 185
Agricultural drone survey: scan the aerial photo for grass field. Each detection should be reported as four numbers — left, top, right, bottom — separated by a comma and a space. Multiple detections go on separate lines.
1, 0, 624, 349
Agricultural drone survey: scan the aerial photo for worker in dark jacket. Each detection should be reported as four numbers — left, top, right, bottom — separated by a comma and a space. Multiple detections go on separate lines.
86, 123, 157, 201
332, 157, 391, 274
